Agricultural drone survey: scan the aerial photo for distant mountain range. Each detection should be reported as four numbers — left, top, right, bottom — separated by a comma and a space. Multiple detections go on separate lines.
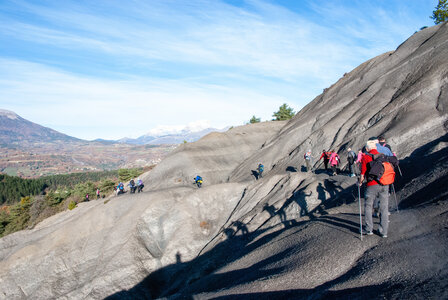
0, 109, 225, 177
0, 109, 81, 147
0, 109, 226, 146
116, 127, 228, 145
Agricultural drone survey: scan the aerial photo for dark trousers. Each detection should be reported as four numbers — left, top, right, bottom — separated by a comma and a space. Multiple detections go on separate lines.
365, 184, 389, 235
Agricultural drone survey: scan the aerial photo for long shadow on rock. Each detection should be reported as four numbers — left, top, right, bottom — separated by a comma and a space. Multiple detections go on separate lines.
106, 219, 308, 299
212, 283, 390, 300
394, 133, 448, 209
106, 165, 375, 299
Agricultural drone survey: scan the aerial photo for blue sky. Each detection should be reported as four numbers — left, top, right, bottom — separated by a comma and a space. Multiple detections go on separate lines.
0, 0, 438, 140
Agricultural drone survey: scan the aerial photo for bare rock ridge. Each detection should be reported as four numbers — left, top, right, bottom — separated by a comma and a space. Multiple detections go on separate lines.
1, 23, 447, 299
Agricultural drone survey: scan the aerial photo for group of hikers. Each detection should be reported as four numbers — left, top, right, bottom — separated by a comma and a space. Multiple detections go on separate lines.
114, 178, 144, 195
254, 135, 398, 239
150, 135, 398, 239
312, 135, 398, 238
84, 188, 102, 202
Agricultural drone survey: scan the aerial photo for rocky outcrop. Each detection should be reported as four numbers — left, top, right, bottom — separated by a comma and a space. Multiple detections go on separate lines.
1, 23, 447, 299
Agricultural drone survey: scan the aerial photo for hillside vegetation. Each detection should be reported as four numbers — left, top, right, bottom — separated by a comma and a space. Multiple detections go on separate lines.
0, 168, 146, 237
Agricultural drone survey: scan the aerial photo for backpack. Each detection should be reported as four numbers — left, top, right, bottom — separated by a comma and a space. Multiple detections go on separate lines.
367, 153, 398, 185
304, 152, 311, 160
347, 151, 356, 164
325, 152, 331, 160
258, 164, 264, 172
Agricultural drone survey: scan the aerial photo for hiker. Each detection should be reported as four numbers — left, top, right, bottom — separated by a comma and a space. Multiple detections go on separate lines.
85, 193, 89, 202
257, 163, 264, 178
96, 188, 100, 199
359, 140, 396, 238
137, 178, 144, 193
194, 175, 203, 188
329, 150, 340, 176
356, 149, 363, 174
367, 136, 394, 156
304, 150, 312, 172
347, 148, 357, 177
117, 182, 125, 195
318, 150, 331, 170
129, 179, 136, 194
378, 135, 392, 151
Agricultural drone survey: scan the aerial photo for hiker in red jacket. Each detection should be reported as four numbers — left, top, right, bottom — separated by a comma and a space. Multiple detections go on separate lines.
359, 140, 389, 238
318, 150, 331, 171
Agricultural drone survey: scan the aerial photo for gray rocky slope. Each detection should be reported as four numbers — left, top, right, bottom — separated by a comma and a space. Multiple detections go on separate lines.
1, 23, 448, 299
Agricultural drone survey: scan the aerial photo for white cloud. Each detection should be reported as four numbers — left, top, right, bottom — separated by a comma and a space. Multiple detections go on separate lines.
0, 0, 435, 140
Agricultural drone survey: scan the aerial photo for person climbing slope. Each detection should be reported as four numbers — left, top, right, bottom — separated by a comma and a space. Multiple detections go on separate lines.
329, 150, 340, 176
347, 148, 357, 177
137, 178, 144, 193
194, 175, 203, 188
257, 163, 264, 178
318, 150, 330, 171
304, 150, 313, 172
359, 140, 396, 238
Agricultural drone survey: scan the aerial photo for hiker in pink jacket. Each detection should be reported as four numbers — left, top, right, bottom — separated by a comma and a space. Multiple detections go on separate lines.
329, 150, 340, 176
355, 149, 363, 174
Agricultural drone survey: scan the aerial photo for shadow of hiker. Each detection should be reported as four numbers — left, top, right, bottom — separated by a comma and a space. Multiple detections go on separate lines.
300, 165, 307, 172
286, 166, 297, 172
263, 203, 276, 217
251, 170, 259, 180
317, 183, 326, 202
176, 252, 182, 264
233, 221, 249, 236
294, 190, 312, 217
224, 228, 235, 239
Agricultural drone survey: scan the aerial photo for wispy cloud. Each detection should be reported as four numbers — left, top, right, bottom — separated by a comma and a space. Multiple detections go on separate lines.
0, 0, 437, 139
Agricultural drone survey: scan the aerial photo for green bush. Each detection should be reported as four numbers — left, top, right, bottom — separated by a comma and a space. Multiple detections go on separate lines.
99, 179, 115, 194
46, 190, 70, 207
68, 201, 76, 210
118, 168, 142, 182
249, 115, 261, 123
1, 196, 33, 237
73, 181, 96, 201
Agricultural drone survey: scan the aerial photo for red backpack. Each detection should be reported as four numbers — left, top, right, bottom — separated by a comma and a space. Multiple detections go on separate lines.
367, 154, 397, 185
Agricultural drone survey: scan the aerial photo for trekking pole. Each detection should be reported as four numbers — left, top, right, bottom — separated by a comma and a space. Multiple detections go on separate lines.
357, 182, 363, 241
397, 164, 403, 177
391, 184, 399, 213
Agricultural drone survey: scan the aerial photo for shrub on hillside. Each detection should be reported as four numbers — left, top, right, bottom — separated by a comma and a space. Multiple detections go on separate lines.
99, 179, 115, 194
74, 181, 96, 201
68, 201, 76, 210
118, 168, 142, 182
1, 196, 33, 237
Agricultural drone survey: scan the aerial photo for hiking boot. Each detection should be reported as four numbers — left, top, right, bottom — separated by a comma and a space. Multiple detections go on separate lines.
381, 234, 388, 238
360, 229, 373, 235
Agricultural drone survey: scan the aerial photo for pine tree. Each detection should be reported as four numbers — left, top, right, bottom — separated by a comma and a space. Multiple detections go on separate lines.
272, 104, 295, 121
431, 0, 448, 24
249, 116, 261, 123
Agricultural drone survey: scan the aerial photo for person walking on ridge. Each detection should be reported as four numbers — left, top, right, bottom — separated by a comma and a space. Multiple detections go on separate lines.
359, 140, 390, 238
329, 150, 340, 176
318, 150, 330, 171
257, 163, 264, 178
347, 148, 357, 177
304, 150, 313, 172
